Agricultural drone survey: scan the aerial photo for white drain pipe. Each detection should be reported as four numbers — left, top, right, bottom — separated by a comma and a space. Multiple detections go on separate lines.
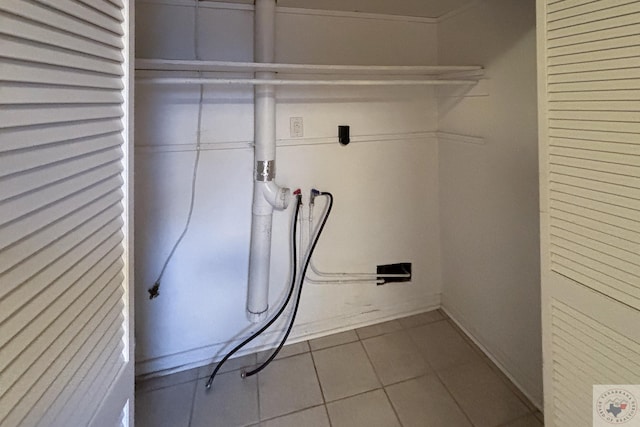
247, 0, 290, 322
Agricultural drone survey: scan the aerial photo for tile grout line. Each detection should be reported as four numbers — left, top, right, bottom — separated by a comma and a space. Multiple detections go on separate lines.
186, 375, 199, 427
308, 350, 333, 427
431, 369, 478, 427
358, 333, 404, 426
310, 341, 415, 420
309, 337, 360, 353
323, 403, 333, 427
321, 386, 389, 405
404, 324, 477, 427
354, 320, 403, 341
257, 404, 328, 424
359, 337, 384, 386
308, 349, 328, 405
381, 387, 405, 427
358, 338, 403, 427
252, 351, 325, 424
256, 371, 262, 426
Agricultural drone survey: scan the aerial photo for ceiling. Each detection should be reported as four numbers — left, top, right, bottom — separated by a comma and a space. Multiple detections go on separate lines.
219, 0, 477, 19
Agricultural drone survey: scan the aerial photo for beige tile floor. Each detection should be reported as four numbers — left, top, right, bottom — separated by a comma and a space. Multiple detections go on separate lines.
136, 310, 544, 427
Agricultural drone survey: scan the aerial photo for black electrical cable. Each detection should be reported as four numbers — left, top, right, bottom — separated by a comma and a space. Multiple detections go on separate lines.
206, 194, 302, 390
242, 191, 333, 377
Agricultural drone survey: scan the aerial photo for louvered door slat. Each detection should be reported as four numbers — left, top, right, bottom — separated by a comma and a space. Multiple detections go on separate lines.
0, 85, 124, 105
547, 0, 583, 12
36, 0, 124, 36
0, 1, 123, 49
68, 336, 125, 426
550, 198, 640, 235
550, 100, 640, 111
552, 336, 631, 384
77, 0, 125, 23
550, 57, 640, 74
549, 17, 640, 48
549, 67, 640, 82
551, 215, 640, 254
2, 214, 122, 332
0, 0, 131, 424
554, 396, 587, 427
548, 45, 640, 66
3, 183, 122, 276
550, 243, 640, 299
550, 164, 640, 189
550, 208, 640, 245
3, 286, 122, 425
30, 324, 122, 427
550, 155, 640, 180
0, 36, 124, 76
550, 128, 640, 144
0, 12, 123, 62
0, 259, 124, 386
550, 138, 640, 156
0, 231, 124, 348
549, 299, 640, 423
551, 117, 640, 133
548, 109, 640, 123
0, 105, 124, 128
553, 403, 586, 427
0, 134, 122, 178
550, 191, 639, 222
553, 362, 593, 402
0, 273, 123, 426
548, 2, 640, 30
548, 22, 640, 49
0, 177, 123, 263
549, 78, 640, 93
0, 162, 122, 226
0, 190, 123, 280
0, 118, 124, 152
554, 306, 640, 363
552, 368, 591, 405
36, 325, 123, 427
548, 0, 639, 19
550, 181, 640, 210
0, 148, 123, 202
1, 62, 124, 89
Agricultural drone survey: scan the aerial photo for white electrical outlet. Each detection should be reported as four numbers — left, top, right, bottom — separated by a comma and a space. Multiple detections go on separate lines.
290, 117, 303, 138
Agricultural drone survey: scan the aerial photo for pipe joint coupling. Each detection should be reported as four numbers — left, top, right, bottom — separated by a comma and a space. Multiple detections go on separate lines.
261, 181, 290, 211
256, 160, 275, 182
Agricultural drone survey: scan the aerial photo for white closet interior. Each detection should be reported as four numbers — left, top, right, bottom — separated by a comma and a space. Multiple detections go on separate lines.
134, 0, 542, 410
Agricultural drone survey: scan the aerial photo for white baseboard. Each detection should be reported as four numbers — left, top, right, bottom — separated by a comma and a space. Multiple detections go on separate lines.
441, 301, 543, 411
136, 292, 440, 379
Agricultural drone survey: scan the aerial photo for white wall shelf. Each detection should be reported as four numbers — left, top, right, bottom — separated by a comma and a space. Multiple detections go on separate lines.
135, 58, 483, 86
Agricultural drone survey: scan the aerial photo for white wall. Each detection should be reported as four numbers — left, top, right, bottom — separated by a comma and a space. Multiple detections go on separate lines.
437, 0, 542, 407
135, 1, 442, 375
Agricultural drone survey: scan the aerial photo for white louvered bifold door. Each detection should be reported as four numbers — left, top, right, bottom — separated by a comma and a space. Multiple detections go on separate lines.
0, 1, 134, 427
537, 0, 640, 425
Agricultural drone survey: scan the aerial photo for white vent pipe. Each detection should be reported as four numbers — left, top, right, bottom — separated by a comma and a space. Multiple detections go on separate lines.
247, 0, 290, 322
